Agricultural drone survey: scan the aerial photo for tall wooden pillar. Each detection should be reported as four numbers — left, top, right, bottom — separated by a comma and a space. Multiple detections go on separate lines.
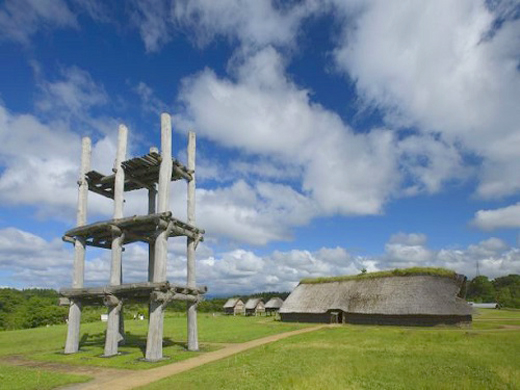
186, 131, 198, 351
147, 158, 157, 322
64, 137, 91, 354
147, 147, 158, 283
104, 124, 127, 357
145, 113, 172, 361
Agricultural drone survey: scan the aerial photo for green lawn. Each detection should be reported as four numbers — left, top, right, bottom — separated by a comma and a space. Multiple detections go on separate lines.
2, 309, 519, 389
140, 309, 520, 390
0, 365, 90, 390
0, 313, 309, 370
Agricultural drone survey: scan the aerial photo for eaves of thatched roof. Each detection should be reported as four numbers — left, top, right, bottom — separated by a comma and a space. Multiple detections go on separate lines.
265, 297, 284, 309
245, 298, 263, 310
280, 275, 472, 316
223, 298, 240, 308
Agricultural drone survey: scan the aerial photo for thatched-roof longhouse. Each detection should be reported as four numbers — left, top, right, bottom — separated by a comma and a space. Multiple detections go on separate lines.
223, 298, 245, 316
280, 269, 472, 326
245, 298, 265, 316
265, 297, 284, 316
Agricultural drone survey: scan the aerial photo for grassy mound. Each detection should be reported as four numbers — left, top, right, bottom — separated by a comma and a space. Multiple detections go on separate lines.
300, 267, 458, 284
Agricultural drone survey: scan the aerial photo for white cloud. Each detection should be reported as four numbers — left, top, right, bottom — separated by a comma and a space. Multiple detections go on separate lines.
0, 228, 73, 287
130, 0, 172, 53
0, 0, 108, 44
378, 233, 520, 279
332, 0, 520, 199
194, 180, 318, 245
2, 227, 519, 293
384, 233, 434, 267
133, 0, 519, 204
0, 0, 77, 44
172, 0, 320, 49
174, 47, 402, 217
472, 203, 520, 230
0, 103, 121, 220
36, 66, 108, 116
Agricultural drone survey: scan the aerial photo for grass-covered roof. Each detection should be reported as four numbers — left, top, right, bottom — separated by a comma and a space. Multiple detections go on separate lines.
300, 267, 457, 285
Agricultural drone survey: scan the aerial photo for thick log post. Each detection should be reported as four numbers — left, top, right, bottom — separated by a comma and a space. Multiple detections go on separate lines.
145, 114, 172, 361
104, 124, 127, 357
64, 137, 91, 354
147, 160, 157, 321
147, 148, 157, 283
186, 131, 198, 351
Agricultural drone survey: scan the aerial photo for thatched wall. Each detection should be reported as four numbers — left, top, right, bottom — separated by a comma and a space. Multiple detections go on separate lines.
280, 274, 472, 326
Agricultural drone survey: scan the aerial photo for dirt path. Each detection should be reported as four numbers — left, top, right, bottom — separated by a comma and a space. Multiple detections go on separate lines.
0, 355, 123, 388
62, 325, 325, 390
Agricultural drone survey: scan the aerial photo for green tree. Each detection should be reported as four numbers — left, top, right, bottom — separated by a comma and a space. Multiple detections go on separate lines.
467, 276, 496, 302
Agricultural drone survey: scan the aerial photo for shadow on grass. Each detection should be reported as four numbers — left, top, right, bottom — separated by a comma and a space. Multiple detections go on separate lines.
78, 331, 187, 358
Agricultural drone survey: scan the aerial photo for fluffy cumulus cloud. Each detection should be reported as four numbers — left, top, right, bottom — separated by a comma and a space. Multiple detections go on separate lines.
0, 103, 119, 221
3, 227, 518, 293
175, 47, 401, 217
129, 0, 519, 239
472, 203, 520, 230
0, 228, 74, 287
0, 65, 142, 221
332, 0, 520, 199
0, 226, 363, 294
376, 233, 520, 279
134, 0, 519, 206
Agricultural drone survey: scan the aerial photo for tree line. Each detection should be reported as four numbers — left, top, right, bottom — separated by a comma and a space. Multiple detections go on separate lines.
0, 288, 289, 331
4, 275, 516, 332
466, 274, 520, 307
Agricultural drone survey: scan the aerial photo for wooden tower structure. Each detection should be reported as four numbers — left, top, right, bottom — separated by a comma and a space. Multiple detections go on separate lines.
59, 113, 206, 361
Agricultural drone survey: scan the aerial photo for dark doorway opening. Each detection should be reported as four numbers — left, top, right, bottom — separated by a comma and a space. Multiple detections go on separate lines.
330, 311, 343, 324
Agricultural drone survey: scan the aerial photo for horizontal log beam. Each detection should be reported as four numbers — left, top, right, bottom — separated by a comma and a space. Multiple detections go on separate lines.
64, 212, 172, 237
88, 184, 114, 199
151, 291, 199, 304
60, 282, 207, 298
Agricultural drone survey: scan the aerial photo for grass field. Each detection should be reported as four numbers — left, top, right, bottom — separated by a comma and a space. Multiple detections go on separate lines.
140, 309, 520, 390
0, 364, 90, 390
1, 309, 519, 389
0, 313, 310, 370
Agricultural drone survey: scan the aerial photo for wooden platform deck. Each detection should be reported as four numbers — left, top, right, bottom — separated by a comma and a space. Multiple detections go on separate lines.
86, 152, 192, 199
62, 212, 204, 249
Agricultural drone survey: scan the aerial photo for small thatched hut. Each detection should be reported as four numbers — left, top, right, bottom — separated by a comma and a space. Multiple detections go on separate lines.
245, 298, 265, 316
223, 298, 245, 315
265, 297, 284, 316
280, 268, 472, 326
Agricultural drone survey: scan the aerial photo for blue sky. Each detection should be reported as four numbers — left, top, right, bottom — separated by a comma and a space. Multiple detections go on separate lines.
0, 0, 519, 295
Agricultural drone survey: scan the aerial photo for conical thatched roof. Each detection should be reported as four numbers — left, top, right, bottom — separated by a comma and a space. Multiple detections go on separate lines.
245, 298, 263, 310
280, 274, 471, 316
265, 297, 284, 309
223, 298, 241, 308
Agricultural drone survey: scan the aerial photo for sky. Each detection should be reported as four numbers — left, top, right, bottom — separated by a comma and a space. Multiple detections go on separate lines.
0, 0, 519, 296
